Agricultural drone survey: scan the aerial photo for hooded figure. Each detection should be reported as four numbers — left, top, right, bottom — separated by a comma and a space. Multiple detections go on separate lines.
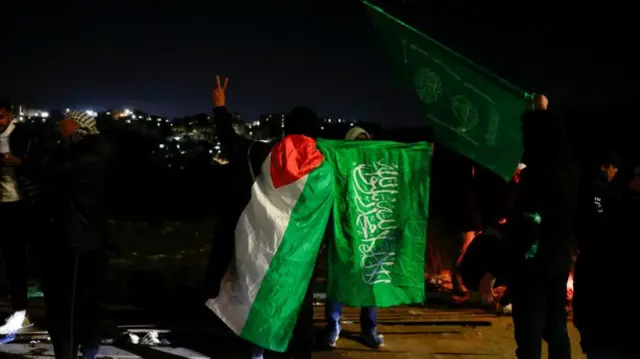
35, 110, 112, 359
344, 126, 371, 140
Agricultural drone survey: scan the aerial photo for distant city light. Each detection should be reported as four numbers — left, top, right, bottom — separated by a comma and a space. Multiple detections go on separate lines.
86, 110, 98, 117
159, 144, 165, 149
123, 109, 132, 116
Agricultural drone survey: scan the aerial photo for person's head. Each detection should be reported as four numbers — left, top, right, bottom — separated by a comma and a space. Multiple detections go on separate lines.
533, 94, 548, 110
58, 110, 100, 142
283, 106, 321, 139
344, 126, 371, 140
0, 99, 13, 130
596, 150, 620, 183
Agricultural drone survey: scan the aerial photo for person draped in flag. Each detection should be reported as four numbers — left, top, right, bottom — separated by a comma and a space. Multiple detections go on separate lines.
323, 126, 384, 349
205, 76, 322, 359
34, 110, 112, 359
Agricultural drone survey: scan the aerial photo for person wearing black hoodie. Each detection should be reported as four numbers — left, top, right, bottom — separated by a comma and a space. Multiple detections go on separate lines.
507, 95, 578, 359
204, 76, 321, 359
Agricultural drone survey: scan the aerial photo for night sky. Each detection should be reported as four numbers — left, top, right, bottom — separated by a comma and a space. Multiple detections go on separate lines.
3, 0, 638, 125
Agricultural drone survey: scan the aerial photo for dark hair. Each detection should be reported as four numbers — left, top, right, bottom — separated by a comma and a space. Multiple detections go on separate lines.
284, 106, 321, 138
595, 150, 621, 168
0, 98, 12, 112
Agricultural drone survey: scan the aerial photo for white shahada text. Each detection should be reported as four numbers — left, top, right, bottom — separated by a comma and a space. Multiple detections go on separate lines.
352, 160, 399, 285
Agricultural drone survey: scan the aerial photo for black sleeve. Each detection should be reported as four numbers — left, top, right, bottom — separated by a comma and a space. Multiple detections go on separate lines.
45, 141, 111, 188
213, 106, 244, 153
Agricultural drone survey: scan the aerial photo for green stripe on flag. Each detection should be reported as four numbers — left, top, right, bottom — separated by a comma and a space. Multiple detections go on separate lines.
240, 160, 334, 352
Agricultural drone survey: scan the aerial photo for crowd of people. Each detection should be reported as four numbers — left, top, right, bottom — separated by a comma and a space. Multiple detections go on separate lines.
0, 79, 635, 359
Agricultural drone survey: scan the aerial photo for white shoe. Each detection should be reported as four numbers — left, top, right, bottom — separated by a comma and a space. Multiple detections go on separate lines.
0, 310, 29, 335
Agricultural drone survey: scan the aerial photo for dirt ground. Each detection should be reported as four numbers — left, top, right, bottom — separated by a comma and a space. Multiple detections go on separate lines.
309, 305, 586, 359
0, 302, 587, 358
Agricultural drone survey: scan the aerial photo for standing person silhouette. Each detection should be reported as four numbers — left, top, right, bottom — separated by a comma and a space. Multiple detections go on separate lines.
322, 126, 384, 349
508, 95, 578, 359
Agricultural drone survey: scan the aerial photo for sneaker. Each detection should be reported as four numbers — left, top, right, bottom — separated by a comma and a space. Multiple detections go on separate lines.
251, 347, 264, 359
81, 345, 100, 359
501, 303, 513, 314
361, 328, 384, 348
324, 326, 341, 348
0, 310, 30, 335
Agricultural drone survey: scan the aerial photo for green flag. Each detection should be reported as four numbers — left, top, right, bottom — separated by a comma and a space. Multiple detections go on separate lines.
363, 1, 529, 180
317, 139, 431, 307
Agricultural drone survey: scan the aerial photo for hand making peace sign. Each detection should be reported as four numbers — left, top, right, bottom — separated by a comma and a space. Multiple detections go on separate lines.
213, 75, 229, 108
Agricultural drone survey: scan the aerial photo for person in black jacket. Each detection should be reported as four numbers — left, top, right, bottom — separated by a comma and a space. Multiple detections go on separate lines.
35, 110, 112, 359
508, 95, 578, 359
573, 153, 634, 359
0, 99, 42, 334
205, 76, 321, 359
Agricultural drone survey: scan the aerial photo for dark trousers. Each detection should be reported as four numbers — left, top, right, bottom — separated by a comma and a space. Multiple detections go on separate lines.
511, 272, 571, 359
36, 245, 106, 359
0, 201, 29, 312
325, 300, 376, 332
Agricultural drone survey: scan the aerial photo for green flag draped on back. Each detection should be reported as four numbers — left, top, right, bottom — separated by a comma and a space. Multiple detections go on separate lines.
317, 139, 431, 307
362, 1, 529, 180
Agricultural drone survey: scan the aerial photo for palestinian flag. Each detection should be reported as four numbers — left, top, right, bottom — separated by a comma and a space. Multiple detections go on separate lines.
206, 135, 334, 352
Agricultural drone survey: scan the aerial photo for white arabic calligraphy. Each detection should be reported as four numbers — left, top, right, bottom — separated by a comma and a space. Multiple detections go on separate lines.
352, 160, 399, 285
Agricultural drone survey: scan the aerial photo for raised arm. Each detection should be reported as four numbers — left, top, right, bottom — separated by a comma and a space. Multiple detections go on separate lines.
212, 75, 244, 152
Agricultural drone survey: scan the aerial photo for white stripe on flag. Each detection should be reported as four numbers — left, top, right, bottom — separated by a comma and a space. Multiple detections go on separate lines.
206, 153, 308, 334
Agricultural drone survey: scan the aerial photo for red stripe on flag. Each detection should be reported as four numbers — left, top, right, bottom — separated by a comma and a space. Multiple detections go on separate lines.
269, 135, 325, 189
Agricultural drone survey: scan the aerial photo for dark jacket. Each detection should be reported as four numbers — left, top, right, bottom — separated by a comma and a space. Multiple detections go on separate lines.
575, 171, 618, 264
573, 180, 634, 354
39, 135, 113, 252
508, 110, 579, 285
205, 106, 272, 296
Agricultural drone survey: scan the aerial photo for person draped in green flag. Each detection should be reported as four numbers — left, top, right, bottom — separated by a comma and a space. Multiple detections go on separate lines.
323, 126, 384, 349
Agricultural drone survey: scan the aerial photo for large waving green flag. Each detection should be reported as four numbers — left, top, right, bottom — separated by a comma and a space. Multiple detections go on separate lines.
363, 1, 529, 180
317, 139, 431, 307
